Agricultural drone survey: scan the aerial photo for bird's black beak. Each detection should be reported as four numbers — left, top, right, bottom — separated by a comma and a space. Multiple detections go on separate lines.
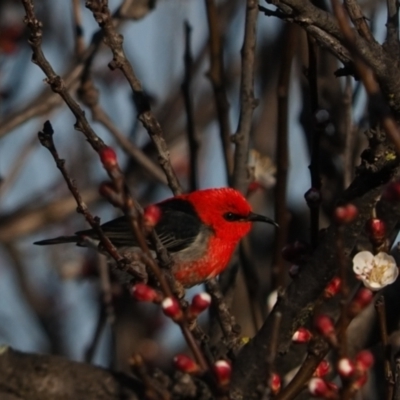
246, 212, 279, 228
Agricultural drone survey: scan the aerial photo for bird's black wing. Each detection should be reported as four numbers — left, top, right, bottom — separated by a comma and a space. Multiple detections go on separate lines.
76, 198, 203, 253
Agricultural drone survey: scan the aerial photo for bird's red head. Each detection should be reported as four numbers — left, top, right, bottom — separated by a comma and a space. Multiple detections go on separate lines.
180, 187, 275, 244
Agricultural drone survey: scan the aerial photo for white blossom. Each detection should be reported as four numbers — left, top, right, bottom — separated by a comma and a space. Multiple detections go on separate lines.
352, 251, 398, 291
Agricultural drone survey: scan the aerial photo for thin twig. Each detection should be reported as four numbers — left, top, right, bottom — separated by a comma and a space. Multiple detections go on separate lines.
375, 296, 395, 400
204, 0, 233, 181
232, 0, 259, 194
86, 0, 182, 196
331, 0, 400, 155
77, 77, 168, 185
394, 352, 400, 400
385, 0, 400, 50
181, 21, 199, 192
272, 24, 296, 289
307, 34, 322, 250
129, 354, 169, 400
37, 121, 145, 280
71, 0, 85, 57
343, 76, 353, 189
206, 278, 241, 351
336, 226, 349, 358
343, 0, 375, 43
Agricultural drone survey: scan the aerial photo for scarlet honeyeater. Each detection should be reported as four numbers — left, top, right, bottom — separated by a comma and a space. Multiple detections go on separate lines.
34, 188, 277, 287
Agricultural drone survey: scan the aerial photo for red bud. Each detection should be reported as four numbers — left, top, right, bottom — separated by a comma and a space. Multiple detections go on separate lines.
143, 205, 162, 230
366, 218, 386, 244
308, 378, 329, 397
173, 354, 199, 374
189, 293, 211, 317
314, 315, 337, 346
99, 146, 118, 168
269, 373, 281, 395
131, 283, 161, 303
383, 181, 400, 201
334, 204, 358, 224
292, 327, 312, 344
314, 360, 330, 378
348, 288, 373, 316
355, 350, 374, 371
337, 358, 355, 378
162, 297, 182, 321
323, 277, 341, 299
305, 188, 322, 208
213, 360, 231, 386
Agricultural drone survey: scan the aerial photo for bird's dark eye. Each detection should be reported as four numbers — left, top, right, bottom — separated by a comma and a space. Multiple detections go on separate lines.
223, 212, 241, 221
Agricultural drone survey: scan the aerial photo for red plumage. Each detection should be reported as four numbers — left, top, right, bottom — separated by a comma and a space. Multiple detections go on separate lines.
35, 188, 277, 287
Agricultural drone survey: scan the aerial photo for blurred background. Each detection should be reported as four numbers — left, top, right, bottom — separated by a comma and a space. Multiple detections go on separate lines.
0, 0, 383, 374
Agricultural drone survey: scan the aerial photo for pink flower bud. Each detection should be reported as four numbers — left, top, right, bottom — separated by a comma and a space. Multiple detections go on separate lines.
99, 146, 118, 168
348, 288, 373, 316
314, 360, 330, 378
269, 373, 281, 395
314, 315, 334, 336
143, 205, 162, 229
131, 283, 161, 303
383, 181, 400, 201
308, 378, 329, 397
162, 297, 182, 321
213, 360, 231, 386
173, 354, 199, 374
334, 204, 358, 224
292, 327, 312, 344
323, 277, 341, 298
189, 293, 211, 317
366, 218, 386, 244
355, 350, 374, 371
337, 358, 355, 378
305, 188, 322, 208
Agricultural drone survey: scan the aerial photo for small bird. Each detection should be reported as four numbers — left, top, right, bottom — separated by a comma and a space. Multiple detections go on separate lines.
34, 188, 277, 287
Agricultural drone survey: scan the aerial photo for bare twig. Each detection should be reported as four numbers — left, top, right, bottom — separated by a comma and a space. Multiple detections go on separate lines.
71, 0, 85, 57
206, 278, 241, 351
204, 0, 233, 181
181, 21, 199, 192
77, 77, 168, 185
232, 0, 259, 194
307, 34, 322, 250
86, 0, 182, 196
343, 0, 375, 43
375, 296, 395, 400
343, 77, 353, 189
37, 121, 145, 280
272, 25, 296, 289
385, 0, 400, 50
394, 352, 400, 400
331, 0, 400, 154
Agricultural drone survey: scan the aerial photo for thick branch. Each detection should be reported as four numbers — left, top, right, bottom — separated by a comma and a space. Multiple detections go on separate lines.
0, 347, 143, 400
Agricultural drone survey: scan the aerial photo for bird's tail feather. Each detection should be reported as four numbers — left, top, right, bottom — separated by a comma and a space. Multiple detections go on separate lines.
34, 235, 78, 245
